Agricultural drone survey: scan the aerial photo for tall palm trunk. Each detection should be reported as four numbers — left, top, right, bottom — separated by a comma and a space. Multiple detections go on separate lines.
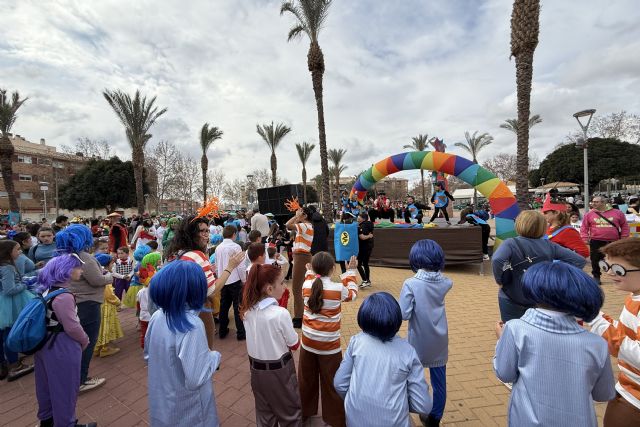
270, 151, 277, 186
302, 167, 307, 203
201, 154, 208, 202
420, 169, 426, 203
515, 51, 534, 209
309, 42, 331, 221
0, 135, 18, 212
132, 147, 146, 214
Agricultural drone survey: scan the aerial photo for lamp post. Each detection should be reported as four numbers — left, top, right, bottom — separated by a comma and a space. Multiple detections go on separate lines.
573, 109, 596, 209
40, 182, 49, 220
246, 174, 254, 208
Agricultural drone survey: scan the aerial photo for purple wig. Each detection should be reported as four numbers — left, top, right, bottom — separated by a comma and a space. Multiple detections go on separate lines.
37, 254, 83, 292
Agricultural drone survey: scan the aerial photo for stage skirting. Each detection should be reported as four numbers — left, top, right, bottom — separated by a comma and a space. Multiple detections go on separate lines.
329, 226, 483, 268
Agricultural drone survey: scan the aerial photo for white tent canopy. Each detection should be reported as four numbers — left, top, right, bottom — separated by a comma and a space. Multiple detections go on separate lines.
452, 185, 517, 200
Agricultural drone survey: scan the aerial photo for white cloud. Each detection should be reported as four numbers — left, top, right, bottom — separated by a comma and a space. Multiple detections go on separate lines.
0, 0, 638, 188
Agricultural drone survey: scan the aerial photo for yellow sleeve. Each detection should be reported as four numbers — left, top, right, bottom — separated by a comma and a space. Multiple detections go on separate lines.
103, 285, 121, 305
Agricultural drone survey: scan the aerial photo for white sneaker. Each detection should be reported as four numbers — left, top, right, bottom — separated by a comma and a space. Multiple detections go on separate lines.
502, 381, 513, 390
79, 377, 106, 393
359, 281, 371, 289
483, 254, 490, 261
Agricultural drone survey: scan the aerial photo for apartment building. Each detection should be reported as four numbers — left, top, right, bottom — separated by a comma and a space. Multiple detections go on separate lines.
0, 134, 89, 217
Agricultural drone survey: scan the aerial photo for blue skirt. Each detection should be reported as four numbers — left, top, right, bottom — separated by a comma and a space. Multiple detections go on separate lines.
0, 289, 35, 329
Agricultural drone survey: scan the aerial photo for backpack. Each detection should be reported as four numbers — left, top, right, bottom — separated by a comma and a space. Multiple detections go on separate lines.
500, 239, 550, 307
6, 288, 67, 355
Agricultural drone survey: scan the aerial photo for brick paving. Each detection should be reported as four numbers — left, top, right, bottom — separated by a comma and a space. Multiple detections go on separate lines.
0, 263, 627, 427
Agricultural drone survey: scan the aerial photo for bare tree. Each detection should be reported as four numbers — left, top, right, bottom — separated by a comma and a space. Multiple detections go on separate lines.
61, 137, 112, 159
483, 152, 541, 183
146, 140, 180, 212
222, 178, 244, 207
170, 154, 199, 213
205, 168, 226, 200
590, 111, 640, 143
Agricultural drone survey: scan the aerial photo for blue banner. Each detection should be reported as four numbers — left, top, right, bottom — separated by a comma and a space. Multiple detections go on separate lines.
334, 222, 359, 261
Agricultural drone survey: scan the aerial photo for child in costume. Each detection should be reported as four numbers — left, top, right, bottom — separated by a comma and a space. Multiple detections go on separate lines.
494, 261, 615, 427
122, 245, 152, 308
241, 263, 302, 425
112, 246, 133, 300
399, 239, 452, 427
588, 238, 640, 426
428, 182, 454, 225
94, 253, 123, 358
33, 254, 93, 427
299, 252, 358, 427
334, 292, 432, 427
27, 226, 56, 266
145, 260, 222, 427
136, 263, 156, 349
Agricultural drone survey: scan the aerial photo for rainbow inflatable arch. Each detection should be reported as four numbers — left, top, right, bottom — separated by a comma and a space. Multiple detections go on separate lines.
350, 151, 520, 246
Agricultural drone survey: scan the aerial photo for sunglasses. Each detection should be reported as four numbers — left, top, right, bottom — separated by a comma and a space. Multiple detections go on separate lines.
599, 260, 640, 277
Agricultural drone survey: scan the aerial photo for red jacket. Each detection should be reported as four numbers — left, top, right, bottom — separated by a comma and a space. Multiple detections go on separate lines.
108, 223, 129, 253
547, 226, 590, 258
580, 208, 630, 242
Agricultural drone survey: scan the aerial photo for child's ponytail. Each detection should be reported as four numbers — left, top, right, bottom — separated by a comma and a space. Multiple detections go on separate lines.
307, 251, 336, 314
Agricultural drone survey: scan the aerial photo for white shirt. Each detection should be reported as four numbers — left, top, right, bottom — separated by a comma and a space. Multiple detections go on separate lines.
251, 213, 271, 237
214, 238, 245, 284
137, 287, 151, 321
244, 298, 299, 360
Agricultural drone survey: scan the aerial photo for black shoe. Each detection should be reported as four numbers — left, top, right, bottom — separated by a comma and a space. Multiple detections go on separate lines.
419, 414, 440, 427
292, 318, 302, 329
0, 362, 7, 381
236, 335, 246, 341
39, 417, 54, 427
213, 317, 220, 325
75, 423, 97, 427
218, 328, 229, 339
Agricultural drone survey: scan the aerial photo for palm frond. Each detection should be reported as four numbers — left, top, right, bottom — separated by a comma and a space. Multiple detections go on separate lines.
296, 141, 315, 165
257, 121, 292, 153
281, 0, 332, 43
0, 89, 28, 134
200, 123, 224, 153
500, 114, 542, 133
328, 148, 347, 167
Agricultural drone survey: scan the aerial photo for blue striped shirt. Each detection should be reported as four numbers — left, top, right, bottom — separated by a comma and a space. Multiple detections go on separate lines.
494, 308, 615, 427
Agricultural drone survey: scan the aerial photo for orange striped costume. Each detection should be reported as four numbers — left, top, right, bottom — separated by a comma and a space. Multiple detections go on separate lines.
293, 223, 313, 254
589, 294, 640, 410
301, 270, 358, 355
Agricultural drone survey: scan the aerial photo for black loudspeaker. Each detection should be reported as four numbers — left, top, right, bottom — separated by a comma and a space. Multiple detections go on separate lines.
257, 184, 305, 216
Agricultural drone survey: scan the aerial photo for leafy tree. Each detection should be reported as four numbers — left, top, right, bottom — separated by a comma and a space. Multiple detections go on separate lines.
59, 157, 149, 212
0, 89, 28, 212
296, 141, 315, 203
281, 0, 333, 221
536, 138, 640, 189
199, 123, 223, 202
256, 121, 292, 186
454, 131, 493, 208
510, 0, 540, 209
404, 134, 431, 202
103, 89, 167, 215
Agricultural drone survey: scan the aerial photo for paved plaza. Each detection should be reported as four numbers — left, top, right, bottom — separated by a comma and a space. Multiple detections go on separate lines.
0, 262, 627, 426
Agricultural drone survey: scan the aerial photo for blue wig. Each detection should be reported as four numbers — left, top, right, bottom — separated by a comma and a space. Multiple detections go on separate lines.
133, 245, 152, 262
55, 224, 93, 253
95, 253, 112, 267
522, 261, 604, 322
149, 260, 207, 333
357, 292, 402, 342
210, 234, 223, 245
409, 239, 445, 272
37, 254, 83, 292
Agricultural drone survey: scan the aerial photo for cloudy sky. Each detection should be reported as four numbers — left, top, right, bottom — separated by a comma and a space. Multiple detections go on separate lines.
1, 0, 639, 188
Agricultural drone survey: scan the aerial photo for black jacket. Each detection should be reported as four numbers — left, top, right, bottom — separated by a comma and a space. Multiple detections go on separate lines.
310, 212, 329, 254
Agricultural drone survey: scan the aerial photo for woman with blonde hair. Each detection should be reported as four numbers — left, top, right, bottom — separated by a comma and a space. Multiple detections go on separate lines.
491, 210, 586, 322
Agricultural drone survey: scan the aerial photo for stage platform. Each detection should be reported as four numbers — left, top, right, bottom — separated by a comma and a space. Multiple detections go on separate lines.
329, 225, 483, 268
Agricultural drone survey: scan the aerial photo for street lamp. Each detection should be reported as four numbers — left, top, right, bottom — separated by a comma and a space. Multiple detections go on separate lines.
40, 181, 49, 220
246, 174, 254, 207
573, 109, 596, 208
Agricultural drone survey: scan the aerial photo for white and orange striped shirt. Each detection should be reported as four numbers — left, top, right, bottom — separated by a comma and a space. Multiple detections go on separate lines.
293, 223, 313, 254
589, 294, 640, 410
301, 269, 358, 355
180, 250, 216, 296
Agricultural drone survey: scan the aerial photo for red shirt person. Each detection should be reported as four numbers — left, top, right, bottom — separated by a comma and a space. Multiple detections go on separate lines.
541, 194, 589, 258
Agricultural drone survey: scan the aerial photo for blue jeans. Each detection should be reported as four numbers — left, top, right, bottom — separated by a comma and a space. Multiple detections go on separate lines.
498, 296, 529, 323
1, 327, 19, 365
429, 366, 447, 420
76, 301, 101, 384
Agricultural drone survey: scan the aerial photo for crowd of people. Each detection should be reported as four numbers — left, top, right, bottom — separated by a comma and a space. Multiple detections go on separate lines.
0, 190, 638, 427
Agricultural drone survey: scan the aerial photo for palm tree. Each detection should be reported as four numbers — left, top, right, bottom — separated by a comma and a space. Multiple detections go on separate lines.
281, 0, 333, 220
0, 89, 27, 214
199, 123, 223, 202
296, 141, 315, 203
328, 148, 347, 205
454, 131, 494, 208
104, 89, 167, 214
510, 0, 541, 209
256, 121, 292, 186
499, 114, 542, 133
403, 134, 430, 203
